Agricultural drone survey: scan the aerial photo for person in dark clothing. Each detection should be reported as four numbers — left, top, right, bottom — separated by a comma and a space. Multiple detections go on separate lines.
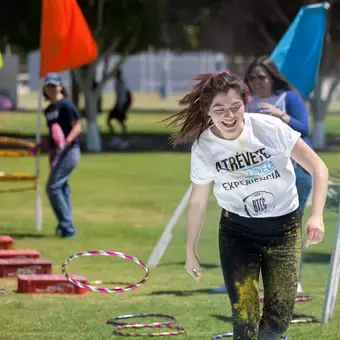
32, 73, 82, 238
107, 69, 132, 137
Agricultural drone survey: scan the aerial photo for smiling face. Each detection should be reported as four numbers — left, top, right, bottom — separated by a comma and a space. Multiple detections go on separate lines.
247, 66, 273, 98
208, 89, 245, 140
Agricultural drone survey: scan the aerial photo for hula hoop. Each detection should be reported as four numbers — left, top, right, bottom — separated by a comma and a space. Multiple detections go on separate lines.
63, 251, 185, 336
0, 150, 31, 157
294, 295, 312, 302
211, 332, 233, 339
0, 186, 37, 193
0, 137, 34, 149
107, 313, 177, 327
107, 313, 186, 337
62, 250, 149, 293
212, 333, 287, 339
87, 280, 134, 286
0, 138, 38, 192
290, 313, 318, 324
259, 295, 312, 303
0, 172, 38, 181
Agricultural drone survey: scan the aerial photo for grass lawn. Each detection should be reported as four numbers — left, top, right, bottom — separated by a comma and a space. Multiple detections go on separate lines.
14, 91, 340, 114
17, 92, 188, 112
2, 109, 340, 140
1, 111, 340, 339
0, 111, 178, 137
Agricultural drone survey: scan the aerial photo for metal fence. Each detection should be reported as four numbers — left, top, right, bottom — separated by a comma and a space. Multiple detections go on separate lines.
26, 49, 340, 100
27, 48, 228, 93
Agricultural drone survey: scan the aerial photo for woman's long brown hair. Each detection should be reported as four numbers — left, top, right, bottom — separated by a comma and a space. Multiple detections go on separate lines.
244, 55, 295, 93
163, 72, 251, 146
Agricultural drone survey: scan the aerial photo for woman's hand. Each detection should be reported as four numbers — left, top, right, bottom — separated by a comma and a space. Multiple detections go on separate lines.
51, 144, 67, 168
185, 250, 201, 281
305, 215, 325, 247
291, 139, 328, 247
259, 102, 284, 118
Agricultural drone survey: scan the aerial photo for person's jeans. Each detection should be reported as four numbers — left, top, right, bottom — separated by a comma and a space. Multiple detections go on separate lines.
293, 162, 312, 279
219, 209, 301, 340
46, 145, 80, 236
293, 162, 312, 216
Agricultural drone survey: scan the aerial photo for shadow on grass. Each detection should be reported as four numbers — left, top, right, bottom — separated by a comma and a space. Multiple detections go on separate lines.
210, 314, 233, 323
158, 261, 220, 270
1, 131, 191, 153
0, 230, 57, 239
3, 131, 340, 154
149, 288, 224, 296
303, 252, 331, 264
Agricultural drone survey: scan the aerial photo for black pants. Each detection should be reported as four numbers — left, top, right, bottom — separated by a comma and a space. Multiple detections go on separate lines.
219, 208, 301, 340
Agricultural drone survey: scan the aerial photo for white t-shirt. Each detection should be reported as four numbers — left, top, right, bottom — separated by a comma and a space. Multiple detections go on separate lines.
190, 113, 301, 218
246, 92, 287, 114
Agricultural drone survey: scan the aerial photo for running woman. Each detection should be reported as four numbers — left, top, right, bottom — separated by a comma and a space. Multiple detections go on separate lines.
165, 71, 328, 339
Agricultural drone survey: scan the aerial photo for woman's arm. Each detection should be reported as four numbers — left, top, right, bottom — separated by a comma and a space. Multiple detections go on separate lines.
51, 123, 66, 148
291, 139, 328, 217
281, 91, 309, 136
64, 100, 82, 145
186, 182, 211, 280
291, 139, 328, 246
186, 183, 211, 253
66, 120, 82, 145
186, 140, 214, 279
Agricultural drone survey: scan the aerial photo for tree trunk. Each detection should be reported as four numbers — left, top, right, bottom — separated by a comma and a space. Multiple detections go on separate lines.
73, 36, 134, 152
310, 75, 340, 150
84, 89, 102, 152
310, 76, 326, 150
312, 117, 326, 150
71, 71, 80, 108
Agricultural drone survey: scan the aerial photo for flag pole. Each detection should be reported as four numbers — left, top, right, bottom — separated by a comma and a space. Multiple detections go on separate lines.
35, 79, 43, 232
147, 184, 193, 268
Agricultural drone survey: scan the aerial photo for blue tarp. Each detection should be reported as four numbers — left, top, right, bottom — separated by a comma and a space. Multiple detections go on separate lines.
270, 3, 328, 98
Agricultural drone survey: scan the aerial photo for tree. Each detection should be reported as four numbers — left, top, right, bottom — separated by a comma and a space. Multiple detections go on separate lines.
308, 0, 340, 149
242, 0, 340, 149
0, 0, 164, 151
0, 0, 222, 151
198, 0, 340, 149
72, 0, 162, 151
0, 1, 41, 52
75, 0, 223, 151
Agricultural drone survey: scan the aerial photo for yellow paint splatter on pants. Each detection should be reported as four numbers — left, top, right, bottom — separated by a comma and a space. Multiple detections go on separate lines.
233, 277, 260, 326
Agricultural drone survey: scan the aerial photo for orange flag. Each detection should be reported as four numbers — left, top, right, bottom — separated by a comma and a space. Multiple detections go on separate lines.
39, 0, 98, 78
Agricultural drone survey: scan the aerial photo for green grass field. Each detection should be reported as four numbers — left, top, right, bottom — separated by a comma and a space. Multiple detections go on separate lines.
2, 106, 340, 139
0, 111, 178, 137
1, 111, 340, 339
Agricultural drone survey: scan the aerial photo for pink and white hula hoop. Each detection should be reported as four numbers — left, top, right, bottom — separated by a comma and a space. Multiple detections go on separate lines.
62, 250, 149, 293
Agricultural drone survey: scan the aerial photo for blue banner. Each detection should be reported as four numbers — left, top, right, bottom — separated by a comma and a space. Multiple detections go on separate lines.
270, 3, 328, 98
